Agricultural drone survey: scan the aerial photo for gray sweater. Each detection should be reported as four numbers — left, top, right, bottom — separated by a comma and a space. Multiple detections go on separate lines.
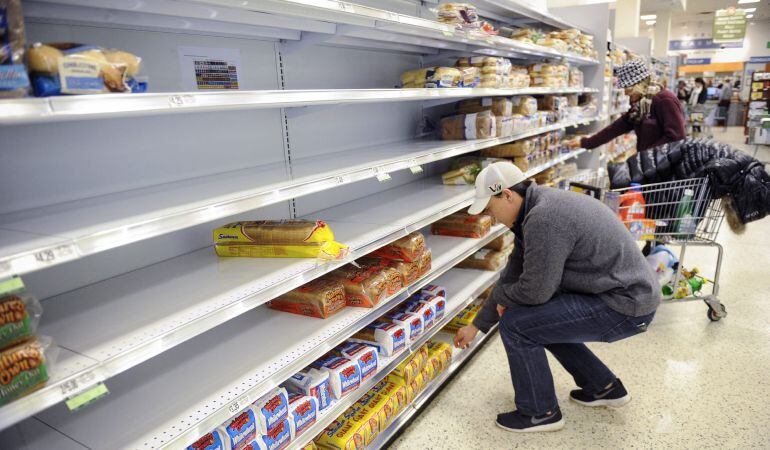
473, 183, 660, 333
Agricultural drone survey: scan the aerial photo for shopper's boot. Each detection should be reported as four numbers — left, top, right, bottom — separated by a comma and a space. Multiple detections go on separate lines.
495, 407, 564, 432
569, 378, 631, 408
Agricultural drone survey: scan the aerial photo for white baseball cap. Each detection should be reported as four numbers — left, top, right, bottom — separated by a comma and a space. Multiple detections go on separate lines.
467, 161, 527, 215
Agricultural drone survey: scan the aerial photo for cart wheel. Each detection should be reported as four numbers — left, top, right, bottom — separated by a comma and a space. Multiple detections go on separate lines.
707, 303, 727, 322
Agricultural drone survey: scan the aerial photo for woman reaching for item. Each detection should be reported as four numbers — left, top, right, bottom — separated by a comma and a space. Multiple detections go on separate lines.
566, 59, 686, 155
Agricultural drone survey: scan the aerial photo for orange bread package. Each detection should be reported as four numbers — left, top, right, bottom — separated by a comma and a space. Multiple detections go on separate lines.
418, 248, 432, 277
328, 264, 389, 308
358, 258, 404, 295
430, 213, 493, 238
456, 248, 508, 271
388, 259, 421, 286
269, 277, 346, 318
369, 232, 425, 262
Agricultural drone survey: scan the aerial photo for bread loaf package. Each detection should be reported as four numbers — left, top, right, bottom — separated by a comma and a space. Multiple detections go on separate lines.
431, 212, 493, 238
457, 248, 508, 271
426, 340, 453, 372
437, 3, 480, 28
285, 368, 333, 412
569, 67, 584, 88
0, 337, 55, 406
442, 162, 481, 186
187, 429, 230, 450
512, 155, 530, 172
383, 312, 423, 344
443, 302, 483, 333
0, 0, 30, 98
311, 356, 361, 400
371, 380, 407, 417
335, 342, 379, 382
327, 265, 388, 308
511, 96, 538, 116
495, 116, 513, 138
400, 67, 462, 88
350, 321, 407, 357
418, 248, 432, 276
481, 139, 532, 158
403, 298, 435, 330
268, 278, 346, 319
287, 392, 318, 437
219, 407, 259, 450
258, 418, 292, 450
458, 66, 480, 87
387, 259, 421, 286
0, 292, 43, 349
484, 230, 514, 251
456, 98, 512, 117
214, 220, 348, 260
369, 232, 425, 262
252, 387, 290, 435
354, 390, 395, 432
440, 111, 496, 140
415, 293, 446, 321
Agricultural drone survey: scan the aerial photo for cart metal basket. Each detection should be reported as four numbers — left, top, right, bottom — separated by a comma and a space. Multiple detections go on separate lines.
568, 170, 727, 321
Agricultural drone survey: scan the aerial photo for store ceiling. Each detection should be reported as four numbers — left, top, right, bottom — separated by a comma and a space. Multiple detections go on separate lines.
641, 0, 770, 26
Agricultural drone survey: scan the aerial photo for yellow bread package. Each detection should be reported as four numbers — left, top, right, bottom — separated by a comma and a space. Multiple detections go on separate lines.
214, 220, 348, 260
400, 67, 462, 88
269, 277, 347, 318
354, 390, 395, 432
456, 98, 512, 117
315, 407, 372, 450
301, 443, 318, 450
389, 344, 428, 384
484, 230, 514, 251
426, 340, 453, 371
443, 302, 483, 333
508, 72, 530, 88
481, 139, 532, 158
386, 374, 420, 404
440, 111, 496, 140
457, 248, 509, 271
370, 380, 407, 417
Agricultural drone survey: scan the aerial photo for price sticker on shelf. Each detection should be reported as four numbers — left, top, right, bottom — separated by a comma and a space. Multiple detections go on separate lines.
228, 393, 251, 415
442, 30, 454, 38
168, 95, 196, 107
66, 382, 110, 411
376, 172, 392, 182
33, 244, 78, 267
0, 276, 24, 296
409, 164, 423, 174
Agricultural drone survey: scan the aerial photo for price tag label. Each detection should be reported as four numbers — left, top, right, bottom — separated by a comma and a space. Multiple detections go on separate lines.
409, 165, 423, 174
0, 276, 24, 296
66, 383, 109, 411
228, 394, 251, 414
376, 172, 391, 182
33, 244, 77, 267
168, 95, 195, 107
442, 30, 454, 38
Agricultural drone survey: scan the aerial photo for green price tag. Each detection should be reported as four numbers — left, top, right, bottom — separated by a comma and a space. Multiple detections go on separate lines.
66, 383, 109, 411
0, 277, 25, 296
442, 31, 454, 38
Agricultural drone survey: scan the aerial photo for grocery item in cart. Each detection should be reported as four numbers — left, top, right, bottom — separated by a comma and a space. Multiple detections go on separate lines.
0, 291, 42, 349
511, 96, 538, 116
384, 311, 423, 344
259, 418, 292, 450
456, 97, 513, 117
0, 0, 30, 97
268, 278, 346, 319
430, 212, 492, 238
214, 220, 348, 260
418, 248, 432, 276
400, 67, 462, 88
187, 429, 230, 450
350, 320, 407, 356
27, 43, 145, 96
327, 264, 388, 308
0, 337, 54, 406
311, 356, 361, 400
253, 387, 290, 434
457, 248, 508, 271
287, 392, 318, 436
285, 368, 333, 411
335, 342, 379, 382
484, 230, 514, 251
220, 406, 259, 450
369, 232, 425, 262
618, 184, 646, 223
440, 111, 496, 140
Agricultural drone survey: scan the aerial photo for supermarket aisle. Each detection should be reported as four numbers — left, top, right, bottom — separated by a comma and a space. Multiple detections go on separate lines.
389, 128, 770, 449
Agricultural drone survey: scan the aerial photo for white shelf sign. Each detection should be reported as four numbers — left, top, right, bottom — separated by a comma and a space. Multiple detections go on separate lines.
178, 47, 242, 91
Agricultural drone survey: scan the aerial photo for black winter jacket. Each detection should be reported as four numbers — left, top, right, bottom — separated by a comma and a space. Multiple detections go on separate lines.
608, 138, 770, 226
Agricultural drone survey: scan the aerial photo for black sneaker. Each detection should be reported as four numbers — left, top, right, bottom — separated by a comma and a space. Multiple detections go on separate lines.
495, 407, 565, 432
569, 378, 631, 408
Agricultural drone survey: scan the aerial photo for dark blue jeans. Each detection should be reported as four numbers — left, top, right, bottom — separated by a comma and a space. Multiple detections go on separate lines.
498, 292, 655, 416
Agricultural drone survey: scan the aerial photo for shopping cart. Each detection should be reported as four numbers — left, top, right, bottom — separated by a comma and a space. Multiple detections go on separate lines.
568, 170, 727, 321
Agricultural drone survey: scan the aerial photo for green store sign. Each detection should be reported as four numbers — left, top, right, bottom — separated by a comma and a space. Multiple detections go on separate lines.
713, 8, 746, 43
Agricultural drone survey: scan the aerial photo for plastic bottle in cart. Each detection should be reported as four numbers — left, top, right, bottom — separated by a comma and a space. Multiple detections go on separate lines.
675, 189, 697, 236
619, 183, 646, 224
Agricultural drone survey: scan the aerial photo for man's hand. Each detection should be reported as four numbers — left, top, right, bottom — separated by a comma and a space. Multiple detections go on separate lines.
454, 324, 479, 349
564, 137, 581, 149
497, 304, 507, 317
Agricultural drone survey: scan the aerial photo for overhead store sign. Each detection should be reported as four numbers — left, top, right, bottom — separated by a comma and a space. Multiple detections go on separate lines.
669, 38, 742, 50
684, 58, 711, 65
749, 56, 770, 64
713, 8, 747, 43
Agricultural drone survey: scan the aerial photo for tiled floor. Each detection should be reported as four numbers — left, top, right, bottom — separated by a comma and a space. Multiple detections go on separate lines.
390, 128, 770, 449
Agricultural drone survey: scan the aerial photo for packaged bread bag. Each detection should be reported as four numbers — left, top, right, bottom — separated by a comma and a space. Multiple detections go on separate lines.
456, 98, 513, 117
350, 321, 406, 357
355, 390, 395, 432
0, 337, 56, 406
335, 342, 379, 382
415, 293, 446, 322
327, 265, 388, 308
387, 259, 421, 286
311, 356, 361, 400
356, 259, 403, 296
269, 278, 346, 319
495, 116, 513, 138
0, 0, 30, 98
440, 111, 496, 140
214, 220, 348, 260
402, 298, 435, 330
187, 429, 231, 450
400, 67, 462, 88
0, 290, 43, 349
253, 387, 290, 435
287, 392, 318, 437
285, 368, 333, 412
481, 139, 532, 158
431, 212, 493, 238
258, 418, 292, 450
511, 96, 538, 116
220, 407, 259, 450
484, 230, 514, 251
383, 312, 423, 344
369, 232, 425, 262
457, 248, 508, 271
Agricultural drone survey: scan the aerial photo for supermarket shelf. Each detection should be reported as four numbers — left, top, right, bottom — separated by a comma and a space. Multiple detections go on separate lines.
0, 88, 598, 125
289, 266, 501, 449
469, 0, 591, 34
367, 324, 498, 449
27, 228, 506, 449
0, 118, 596, 279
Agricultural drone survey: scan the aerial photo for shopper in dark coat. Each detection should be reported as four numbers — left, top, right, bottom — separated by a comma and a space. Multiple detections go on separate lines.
567, 59, 686, 153
607, 138, 770, 232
